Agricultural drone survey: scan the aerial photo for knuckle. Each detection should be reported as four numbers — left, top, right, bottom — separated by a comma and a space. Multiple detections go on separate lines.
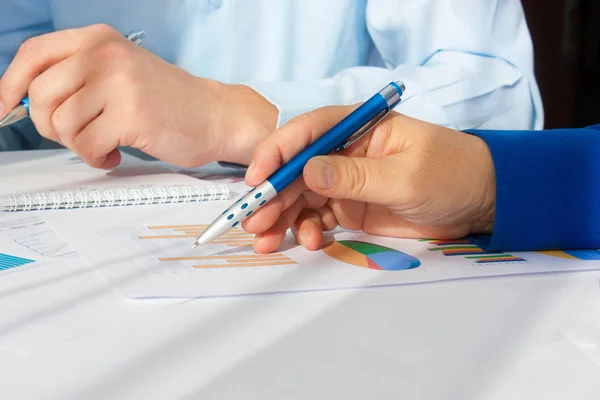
50, 109, 63, 133
51, 108, 74, 140
27, 79, 47, 105
30, 115, 58, 142
110, 67, 137, 90
88, 23, 119, 38
17, 37, 38, 57
288, 112, 311, 127
121, 92, 147, 124
94, 40, 134, 64
275, 125, 312, 160
342, 158, 369, 196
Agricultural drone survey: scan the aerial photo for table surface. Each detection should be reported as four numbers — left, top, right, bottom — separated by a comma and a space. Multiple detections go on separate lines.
2, 150, 600, 400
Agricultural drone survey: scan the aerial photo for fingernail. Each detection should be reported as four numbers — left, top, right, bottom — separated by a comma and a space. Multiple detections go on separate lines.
310, 159, 334, 190
0, 100, 4, 118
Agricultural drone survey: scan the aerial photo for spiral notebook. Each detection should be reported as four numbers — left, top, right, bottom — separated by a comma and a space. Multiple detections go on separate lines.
1, 184, 230, 211
0, 150, 232, 212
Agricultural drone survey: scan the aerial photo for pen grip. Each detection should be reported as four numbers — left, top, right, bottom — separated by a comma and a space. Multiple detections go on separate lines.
20, 97, 30, 113
267, 93, 389, 192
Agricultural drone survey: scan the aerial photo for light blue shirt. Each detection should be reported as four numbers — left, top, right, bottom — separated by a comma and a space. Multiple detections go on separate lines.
0, 0, 543, 132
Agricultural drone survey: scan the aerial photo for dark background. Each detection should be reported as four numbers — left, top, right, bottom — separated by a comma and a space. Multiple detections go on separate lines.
522, 0, 600, 128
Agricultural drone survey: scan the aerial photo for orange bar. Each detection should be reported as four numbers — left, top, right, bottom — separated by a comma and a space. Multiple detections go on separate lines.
210, 238, 253, 244
443, 249, 485, 254
221, 257, 290, 263
148, 224, 209, 230
183, 229, 250, 234
186, 232, 252, 238
160, 254, 289, 261
166, 257, 290, 263
138, 235, 197, 239
194, 260, 297, 268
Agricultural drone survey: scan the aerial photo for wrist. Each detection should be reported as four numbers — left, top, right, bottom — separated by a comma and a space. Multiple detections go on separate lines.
214, 82, 278, 165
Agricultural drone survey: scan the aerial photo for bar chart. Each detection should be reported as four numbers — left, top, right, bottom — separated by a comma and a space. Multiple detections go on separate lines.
14, 230, 75, 258
0, 253, 35, 271
139, 224, 254, 247
423, 239, 527, 264
103, 223, 299, 271
160, 253, 297, 269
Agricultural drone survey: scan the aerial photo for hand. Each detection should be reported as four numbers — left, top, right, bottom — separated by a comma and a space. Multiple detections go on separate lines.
0, 24, 276, 168
243, 106, 496, 253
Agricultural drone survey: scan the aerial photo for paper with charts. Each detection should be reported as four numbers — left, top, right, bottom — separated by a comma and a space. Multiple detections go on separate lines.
0, 214, 129, 353
49, 202, 600, 299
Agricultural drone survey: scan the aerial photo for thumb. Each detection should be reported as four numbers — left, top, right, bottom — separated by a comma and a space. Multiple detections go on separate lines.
304, 155, 402, 205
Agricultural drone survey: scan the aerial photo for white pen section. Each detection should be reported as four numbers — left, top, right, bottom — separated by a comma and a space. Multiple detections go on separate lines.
192, 180, 278, 247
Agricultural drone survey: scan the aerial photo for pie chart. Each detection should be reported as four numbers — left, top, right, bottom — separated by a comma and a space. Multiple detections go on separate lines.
538, 249, 600, 260
322, 240, 420, 271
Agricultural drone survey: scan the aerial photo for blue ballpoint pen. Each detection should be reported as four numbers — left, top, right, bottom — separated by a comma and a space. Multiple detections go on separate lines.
0, 30, 146, 128
192, 81, 406, 248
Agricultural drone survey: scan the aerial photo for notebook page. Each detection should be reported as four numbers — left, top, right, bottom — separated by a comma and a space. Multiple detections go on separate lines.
0, 149, 212, 197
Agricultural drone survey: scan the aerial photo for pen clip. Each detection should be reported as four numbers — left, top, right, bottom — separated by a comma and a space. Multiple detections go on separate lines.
335, 108, 389, 152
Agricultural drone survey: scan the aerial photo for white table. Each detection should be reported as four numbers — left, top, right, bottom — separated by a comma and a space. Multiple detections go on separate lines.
1, 150, 600, 399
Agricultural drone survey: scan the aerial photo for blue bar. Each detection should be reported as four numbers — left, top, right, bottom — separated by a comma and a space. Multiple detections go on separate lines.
0, 253, 35, 270
0, 258, 26, 267
0, 253, 33, 262
0, 256, 32, 265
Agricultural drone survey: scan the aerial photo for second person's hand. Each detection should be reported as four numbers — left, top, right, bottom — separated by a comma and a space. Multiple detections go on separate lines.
0, 24, 276, 168
243, 106, 497, 253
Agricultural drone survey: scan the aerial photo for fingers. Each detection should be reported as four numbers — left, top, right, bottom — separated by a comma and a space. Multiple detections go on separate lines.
291, 207, 338, 250
291, 209, 324, 250
326, 198, 368, 232
50, 77, 107, 149
243, 179, 306, 233
27, 53, 90, 143
253, 196, 308, 254
252, 202, 339, 253
72, 113, 121, 169
245, 105, 357, 187
303, 154, 406, 206
243, 179, 327, 234
0, 24, 118, 115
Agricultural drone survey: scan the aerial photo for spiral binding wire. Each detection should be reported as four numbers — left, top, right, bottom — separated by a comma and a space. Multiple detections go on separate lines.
0, 184, 230, 212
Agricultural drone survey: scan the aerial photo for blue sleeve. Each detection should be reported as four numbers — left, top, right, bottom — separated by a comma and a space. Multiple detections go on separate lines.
0, 1, 54, 75
467, 124, 600, 251
248, 0, 542, 130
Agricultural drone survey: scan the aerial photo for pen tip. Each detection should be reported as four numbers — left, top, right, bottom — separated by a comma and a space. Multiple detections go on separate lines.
396, 81, 406, 93
191, 242, 199, 249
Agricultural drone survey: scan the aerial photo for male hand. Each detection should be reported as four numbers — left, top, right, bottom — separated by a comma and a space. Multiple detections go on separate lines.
0, 24, 276, 168
244, 107, 497, 253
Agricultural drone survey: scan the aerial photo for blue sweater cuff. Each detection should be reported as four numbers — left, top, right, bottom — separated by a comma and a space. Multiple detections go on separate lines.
467, 125, 600, 251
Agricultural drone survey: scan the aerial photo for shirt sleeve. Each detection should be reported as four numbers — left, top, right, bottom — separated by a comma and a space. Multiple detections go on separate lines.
467, 124, 600, 252
0, 0, 54, 76
245, 0, 543, 131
